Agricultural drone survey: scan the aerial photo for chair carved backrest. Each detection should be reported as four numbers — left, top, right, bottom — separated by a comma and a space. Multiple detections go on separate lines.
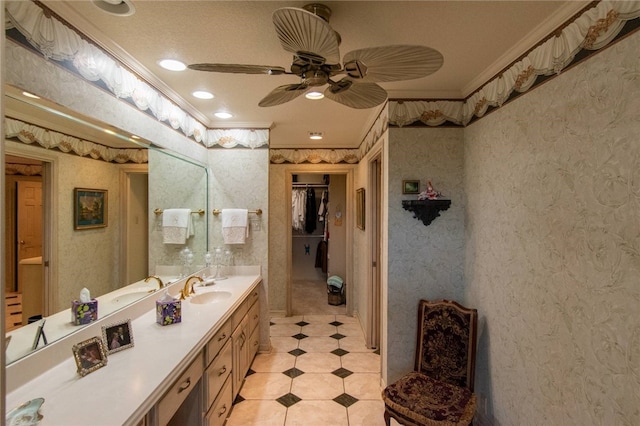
414, 299, 478, 391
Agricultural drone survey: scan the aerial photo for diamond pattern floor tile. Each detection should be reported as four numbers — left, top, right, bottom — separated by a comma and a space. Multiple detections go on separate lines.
276, 392, 302, 408
226, 311, 381, 426
333, 393, 359, 408
282, 367, 305, 378
332, 367, 354, 378
288, 348, 307, 357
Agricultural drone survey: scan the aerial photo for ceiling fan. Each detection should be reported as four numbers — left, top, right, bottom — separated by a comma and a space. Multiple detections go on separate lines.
188, 3, 443, 109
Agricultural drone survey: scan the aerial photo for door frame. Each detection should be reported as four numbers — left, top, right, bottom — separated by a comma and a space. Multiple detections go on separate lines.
118, 164, 149, 285
284, 164, 355, 317
5, 144, 57, 316
365, 153, 382, 349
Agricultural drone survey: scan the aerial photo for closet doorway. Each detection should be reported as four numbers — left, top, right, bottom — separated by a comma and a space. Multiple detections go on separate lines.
290, 172, 348, 316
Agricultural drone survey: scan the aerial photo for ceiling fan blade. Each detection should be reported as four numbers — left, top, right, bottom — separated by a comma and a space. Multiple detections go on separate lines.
187, 63, 287, 75
259, 83, 309, 107
272, 7, 340, 65
342, 45, 443, 82
324, 80, 388, 109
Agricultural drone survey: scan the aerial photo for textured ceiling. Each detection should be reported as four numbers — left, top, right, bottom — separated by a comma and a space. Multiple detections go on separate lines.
26, 1, 591, 149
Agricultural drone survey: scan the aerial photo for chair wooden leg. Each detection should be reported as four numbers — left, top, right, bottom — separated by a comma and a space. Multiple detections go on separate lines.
384, 408, 391, 426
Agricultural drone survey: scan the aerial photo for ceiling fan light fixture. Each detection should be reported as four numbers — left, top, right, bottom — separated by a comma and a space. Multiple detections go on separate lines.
309, 132, 323, 140
158, 59, 186, 72
305, 91, 324, 100
192, 90, 214, 100
214, 112, 233, 119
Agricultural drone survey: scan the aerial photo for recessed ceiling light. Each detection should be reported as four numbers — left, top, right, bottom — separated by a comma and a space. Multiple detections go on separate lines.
158, 59, 186, 71
214, 112, 233, 119
104, 129, 116, 135
305, 91, 324, 100
192, 91, 214, 100
92, 0, 135, 16
309, 132, 323, 140
130, 135, 140, 139
22, 91, 40, 99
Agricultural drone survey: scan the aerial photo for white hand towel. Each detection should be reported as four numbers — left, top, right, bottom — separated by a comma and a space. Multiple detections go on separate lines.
162, 209, 192, 244
221, 209, 249, 244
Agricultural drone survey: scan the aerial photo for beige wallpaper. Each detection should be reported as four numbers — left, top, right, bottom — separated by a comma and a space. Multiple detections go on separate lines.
148, 149, 208, 270
464, 30, 640, 425
385, 128, 466, 384
4, 141, 125, 314
209, 148, 270, 349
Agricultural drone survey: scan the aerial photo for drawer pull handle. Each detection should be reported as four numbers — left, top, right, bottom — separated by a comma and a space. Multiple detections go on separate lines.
218, 404, 227, 417
178, 378, 191, 393
218, 333, 227, 341
218, 366, 227, 376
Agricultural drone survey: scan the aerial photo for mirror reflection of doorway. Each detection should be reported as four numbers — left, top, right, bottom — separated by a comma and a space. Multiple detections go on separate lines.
4, 155, 45, 332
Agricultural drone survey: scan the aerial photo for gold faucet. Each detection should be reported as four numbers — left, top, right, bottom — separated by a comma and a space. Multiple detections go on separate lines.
181, 276, 203, 300
144, 275, 164, 290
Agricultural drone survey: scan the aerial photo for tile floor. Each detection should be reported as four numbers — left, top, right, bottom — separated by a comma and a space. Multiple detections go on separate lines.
226, 314, 389, 426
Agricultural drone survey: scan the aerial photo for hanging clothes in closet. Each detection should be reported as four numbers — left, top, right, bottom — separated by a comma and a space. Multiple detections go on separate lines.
304, 187, 317, 234
292, 188, 306, 232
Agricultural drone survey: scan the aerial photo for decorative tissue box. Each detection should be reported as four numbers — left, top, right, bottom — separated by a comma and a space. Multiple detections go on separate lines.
71, 299, 98, 325
156, 299, 181, 326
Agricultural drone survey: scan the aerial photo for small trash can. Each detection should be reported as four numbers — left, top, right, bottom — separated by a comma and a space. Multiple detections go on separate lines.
327, 275, 345, 306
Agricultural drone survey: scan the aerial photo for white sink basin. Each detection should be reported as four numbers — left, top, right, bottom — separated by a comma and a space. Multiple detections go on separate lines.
190, 291, 232, 305
109, 289, 155, 304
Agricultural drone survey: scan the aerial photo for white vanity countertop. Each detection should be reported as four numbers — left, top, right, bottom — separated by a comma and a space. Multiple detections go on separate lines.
6, 272, 261, 426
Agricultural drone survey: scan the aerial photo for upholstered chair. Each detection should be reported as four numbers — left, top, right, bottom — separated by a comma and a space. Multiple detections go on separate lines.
382, 299, 478, 426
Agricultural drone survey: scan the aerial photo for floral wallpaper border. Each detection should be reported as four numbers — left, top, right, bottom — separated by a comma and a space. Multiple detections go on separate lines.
5, 117, 148, 164
4, 1, 269, 150
389, 1, 640, 127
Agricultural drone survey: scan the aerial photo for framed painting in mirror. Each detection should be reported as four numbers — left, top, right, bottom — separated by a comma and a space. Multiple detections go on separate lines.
74, 188, 108, 230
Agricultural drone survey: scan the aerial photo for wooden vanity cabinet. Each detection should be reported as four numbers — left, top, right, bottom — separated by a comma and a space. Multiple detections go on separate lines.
149, 285, 261, 426
156, 355, 204, 425
231, 288, 260, 399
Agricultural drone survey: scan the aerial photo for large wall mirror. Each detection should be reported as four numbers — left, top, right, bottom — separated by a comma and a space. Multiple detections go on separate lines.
4, 86, 209, 365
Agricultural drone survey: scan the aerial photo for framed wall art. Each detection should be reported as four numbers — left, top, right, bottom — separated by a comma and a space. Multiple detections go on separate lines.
402, 180, 420, 194
102, 319, 134, 354
74, 188, 107, 230
72, 336, 108, 377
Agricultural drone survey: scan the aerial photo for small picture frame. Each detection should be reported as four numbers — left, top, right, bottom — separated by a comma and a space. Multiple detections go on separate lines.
72, 336, 108, 377
102, 319, 134, 354
403, 180, 420, 194
356, 188, 365, 231
74, 188, 108, 230
31, 319, 48, 350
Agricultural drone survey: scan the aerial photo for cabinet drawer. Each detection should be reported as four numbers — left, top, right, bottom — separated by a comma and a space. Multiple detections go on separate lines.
157, 355, 204, 426
248, 287, 259, 308
206, 339, 232, 408
231, 298, 248, 330
206, 319, 231, 366
205, 376, 232, 426
248, 301, 260, 334
248, 325, 259, 360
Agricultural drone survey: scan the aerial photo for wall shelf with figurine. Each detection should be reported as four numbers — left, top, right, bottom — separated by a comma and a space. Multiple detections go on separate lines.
402, 199, 451, 226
